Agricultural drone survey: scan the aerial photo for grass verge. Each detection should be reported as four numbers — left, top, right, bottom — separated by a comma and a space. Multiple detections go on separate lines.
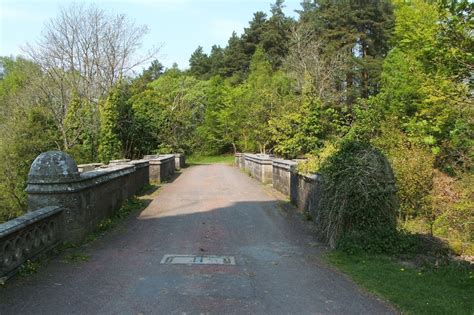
326, 251, 474, 314
187, 155, 234, 165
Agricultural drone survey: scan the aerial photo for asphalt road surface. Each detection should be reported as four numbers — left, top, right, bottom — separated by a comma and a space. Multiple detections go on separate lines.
0, 164, 394, 314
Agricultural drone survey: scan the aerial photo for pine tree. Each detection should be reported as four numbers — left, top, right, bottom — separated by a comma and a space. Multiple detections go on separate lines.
189, 46, 211, 79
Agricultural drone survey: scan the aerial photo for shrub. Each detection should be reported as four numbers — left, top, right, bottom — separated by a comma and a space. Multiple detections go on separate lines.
296, 141, 338, 175
317, 140, 398, 249
431, 171, 474, 255
373, 123, 435, 223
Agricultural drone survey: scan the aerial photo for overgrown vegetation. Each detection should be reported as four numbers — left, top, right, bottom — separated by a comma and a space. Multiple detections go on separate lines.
317, 141, 398, 250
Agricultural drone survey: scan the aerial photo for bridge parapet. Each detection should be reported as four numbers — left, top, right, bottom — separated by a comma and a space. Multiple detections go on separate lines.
1, 151, 183, 281
26, 151, 149, 243
237, 153, 322, 219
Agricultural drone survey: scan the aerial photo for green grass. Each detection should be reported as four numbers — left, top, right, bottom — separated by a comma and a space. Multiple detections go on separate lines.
326, 251, 474, 314
187, 155, 235, 165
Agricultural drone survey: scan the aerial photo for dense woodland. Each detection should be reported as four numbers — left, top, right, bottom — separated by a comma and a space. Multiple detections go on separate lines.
0, 0, 472, 253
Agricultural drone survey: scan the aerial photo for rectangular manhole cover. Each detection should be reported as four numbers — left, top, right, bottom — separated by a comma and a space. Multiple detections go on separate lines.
161, 255, 236, 265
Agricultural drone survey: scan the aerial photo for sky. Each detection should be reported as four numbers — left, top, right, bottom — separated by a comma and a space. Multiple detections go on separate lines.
0, 0, 302, 70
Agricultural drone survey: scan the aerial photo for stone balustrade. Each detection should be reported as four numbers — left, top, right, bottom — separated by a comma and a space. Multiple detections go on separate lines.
1, 206, 64, 281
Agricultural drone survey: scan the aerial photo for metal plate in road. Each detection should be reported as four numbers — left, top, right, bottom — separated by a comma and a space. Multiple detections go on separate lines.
160, 255, 236, 265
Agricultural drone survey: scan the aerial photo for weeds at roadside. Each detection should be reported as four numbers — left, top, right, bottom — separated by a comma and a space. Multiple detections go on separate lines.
62, 252, 90, 263
18, 260, 40, 276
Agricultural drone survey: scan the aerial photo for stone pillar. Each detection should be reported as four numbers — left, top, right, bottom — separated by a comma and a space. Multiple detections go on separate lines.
174, 153, 185, 170
235, 153, 243, 168
26, 151, 82, 241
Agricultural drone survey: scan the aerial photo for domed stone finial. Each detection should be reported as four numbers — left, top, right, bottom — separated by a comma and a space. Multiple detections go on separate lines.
28, 151, 80, 183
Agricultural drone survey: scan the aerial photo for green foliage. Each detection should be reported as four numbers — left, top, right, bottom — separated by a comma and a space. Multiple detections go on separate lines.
64, 91, 97, 163
317, 141, 398, 249
18, 260, 40, 276
296, 142, 338, 175
430, 171, 474, 255
373, 123, 435, 223
0, 57, 59, 223
98, 84, 128, 163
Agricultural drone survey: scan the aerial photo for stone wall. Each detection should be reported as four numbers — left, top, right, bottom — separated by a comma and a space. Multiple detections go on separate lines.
272, 159, 297, 196
290, 174, 322, 219
237, 153, 322, 219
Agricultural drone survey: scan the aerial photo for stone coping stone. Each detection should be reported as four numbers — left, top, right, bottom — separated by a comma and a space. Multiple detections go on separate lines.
243, 153, 274, 165
128, 159, 149, 169
77, 163, 104, 173
149, 155, 175, 164
272, 159, 297, 171
26, 164, 136, 194
0, 206, 63, 238
109, 159, 131, 165
174, 153, 184, 157
143, 155, 159, 160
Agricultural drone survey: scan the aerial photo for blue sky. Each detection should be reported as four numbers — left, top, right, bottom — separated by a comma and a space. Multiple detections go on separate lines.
0, 0, 301, 70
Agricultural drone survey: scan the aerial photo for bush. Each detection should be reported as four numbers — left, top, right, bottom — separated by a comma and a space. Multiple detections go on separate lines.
373, 123, 435, 223
431, 171, 474, 255
296, 141, 338, 175
317, 140, 398, 249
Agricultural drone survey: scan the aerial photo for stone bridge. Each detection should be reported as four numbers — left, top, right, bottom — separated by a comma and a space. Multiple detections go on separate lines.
0, 152, 393, 314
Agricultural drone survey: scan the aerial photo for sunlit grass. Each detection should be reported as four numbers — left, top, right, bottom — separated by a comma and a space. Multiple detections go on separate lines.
326, 251, 474, 314
187, 155, 235, 165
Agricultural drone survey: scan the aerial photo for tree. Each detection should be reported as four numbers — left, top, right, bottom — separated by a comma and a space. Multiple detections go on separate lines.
98, 85, 128, 163
261, 0, 294, 68
24, 3, 158, 152
189, 46, 211, 79
0, 57, 59, 222
130, 60, 164, 94
222, 32, 249, 82
300, 0, 394, 103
